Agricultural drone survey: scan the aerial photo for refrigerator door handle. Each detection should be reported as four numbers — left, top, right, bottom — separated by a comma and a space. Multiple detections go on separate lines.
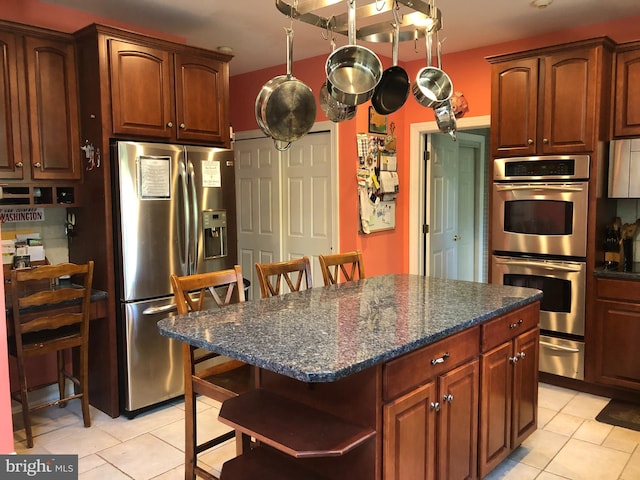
187, 156, 199, 275
178, 158, 190, 275
142, 303, 177, 315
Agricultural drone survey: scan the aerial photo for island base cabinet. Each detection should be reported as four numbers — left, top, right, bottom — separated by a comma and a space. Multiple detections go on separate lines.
479, 327, 539, 478
383, 360, 479, 480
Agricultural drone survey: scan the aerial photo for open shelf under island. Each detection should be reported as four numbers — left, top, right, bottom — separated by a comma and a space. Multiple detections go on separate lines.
158, 274, 542, 480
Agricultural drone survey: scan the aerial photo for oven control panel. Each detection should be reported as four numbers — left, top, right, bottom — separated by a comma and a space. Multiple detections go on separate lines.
494, 155, 590, 181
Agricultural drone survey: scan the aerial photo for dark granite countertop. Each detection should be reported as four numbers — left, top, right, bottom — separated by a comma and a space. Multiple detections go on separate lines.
594, 263, 640, 281
158, 274, 542, 383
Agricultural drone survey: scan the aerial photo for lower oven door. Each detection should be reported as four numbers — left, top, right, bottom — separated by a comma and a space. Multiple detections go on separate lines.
539, 335, 585, 380
492, 255, 586, 335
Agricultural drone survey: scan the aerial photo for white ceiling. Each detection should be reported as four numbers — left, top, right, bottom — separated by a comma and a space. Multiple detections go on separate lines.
42, 0, 640, 75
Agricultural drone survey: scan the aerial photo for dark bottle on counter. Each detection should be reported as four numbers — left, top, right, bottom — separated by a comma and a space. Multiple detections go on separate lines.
604, 225, 621, 270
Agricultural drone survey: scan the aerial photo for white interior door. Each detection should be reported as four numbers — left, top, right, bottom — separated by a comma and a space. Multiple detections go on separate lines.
282, 132, 333, 283
235, 138, 280, 299
429, 132, 485, 281
235, 128, 336, 298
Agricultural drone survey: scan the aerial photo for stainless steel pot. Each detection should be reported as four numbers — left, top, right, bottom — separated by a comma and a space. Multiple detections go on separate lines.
320, 82, 357, 122
325, 0, 382, 106
412, 29, 452, 108
255, 27, 316, 151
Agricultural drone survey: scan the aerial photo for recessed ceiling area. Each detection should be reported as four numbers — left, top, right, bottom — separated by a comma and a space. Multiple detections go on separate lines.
42, 0, 640, 75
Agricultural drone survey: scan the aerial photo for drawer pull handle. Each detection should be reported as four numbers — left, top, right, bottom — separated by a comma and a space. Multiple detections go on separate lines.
509, 319, 523, 329
443, 394, 453, 403
431, 352, 450, 365
430, 402, 440, 412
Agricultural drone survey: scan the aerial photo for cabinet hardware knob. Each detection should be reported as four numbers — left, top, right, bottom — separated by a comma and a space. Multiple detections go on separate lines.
527, 139, 534, 145
509, 356, 519, 364
543, 138, 549, 144
516, 352, 526, 360
509, 319, 523, 329
430, 402, 440, 412
167, 122, 174, 128
33, 162, 42, 168
431, 352, 450, 365
15, 161, 23, 168
443, 394, 454, 403
179, 123, 186, 129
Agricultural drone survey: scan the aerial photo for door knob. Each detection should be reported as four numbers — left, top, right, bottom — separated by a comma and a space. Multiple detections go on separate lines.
453, 235, 461, 241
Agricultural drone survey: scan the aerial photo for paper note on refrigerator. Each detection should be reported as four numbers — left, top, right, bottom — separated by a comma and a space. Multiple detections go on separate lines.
201, 160, 221, 188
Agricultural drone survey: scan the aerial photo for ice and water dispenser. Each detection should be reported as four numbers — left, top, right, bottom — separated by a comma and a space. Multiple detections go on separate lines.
203, 209, 227, 258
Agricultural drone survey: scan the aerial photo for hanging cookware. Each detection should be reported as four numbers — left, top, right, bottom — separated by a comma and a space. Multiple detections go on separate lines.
433, 99, 457, 140
371, 9, 409, 115
325, 0, 383, 106
320, 35, 357, 122
412, 27, 452, 108
255, 27, 316, 151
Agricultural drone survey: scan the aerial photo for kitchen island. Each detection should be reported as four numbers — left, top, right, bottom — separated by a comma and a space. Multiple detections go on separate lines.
158, 274, 542, 479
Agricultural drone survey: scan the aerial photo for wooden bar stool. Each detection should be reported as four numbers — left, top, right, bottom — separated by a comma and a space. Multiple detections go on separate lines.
255, 257, 312, 298
170, 265, 254, 480
318, 251, 365, 286
9, 261, 94, 448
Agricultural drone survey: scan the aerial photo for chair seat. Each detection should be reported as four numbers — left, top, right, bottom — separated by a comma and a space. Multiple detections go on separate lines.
198, 363, 255, 400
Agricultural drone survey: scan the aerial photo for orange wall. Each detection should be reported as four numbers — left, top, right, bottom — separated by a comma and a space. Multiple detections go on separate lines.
229, 14, 640, 276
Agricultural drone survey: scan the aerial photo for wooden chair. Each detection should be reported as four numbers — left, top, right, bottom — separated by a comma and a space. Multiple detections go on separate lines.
318, 250, 365, 286
255, 257, 312, 298
170, 265, 254, 480
9, 261, 94, 448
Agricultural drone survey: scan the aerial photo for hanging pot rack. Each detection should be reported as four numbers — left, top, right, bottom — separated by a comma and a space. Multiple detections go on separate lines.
275, 0, 442, 43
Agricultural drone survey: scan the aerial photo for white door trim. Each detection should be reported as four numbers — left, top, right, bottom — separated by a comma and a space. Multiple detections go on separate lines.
409, 115, 491, 275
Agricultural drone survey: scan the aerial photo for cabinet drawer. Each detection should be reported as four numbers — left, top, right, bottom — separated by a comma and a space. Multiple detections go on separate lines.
383, 326, 479, 402
597, 278, 640, 303
481, 303, 539, 352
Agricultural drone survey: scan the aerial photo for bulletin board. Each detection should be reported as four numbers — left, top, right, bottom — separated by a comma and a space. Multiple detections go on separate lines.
363, 199, 396, 233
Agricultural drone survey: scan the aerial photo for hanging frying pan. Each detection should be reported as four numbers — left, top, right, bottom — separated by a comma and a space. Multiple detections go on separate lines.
255, 27, 316, 151
371, 10, 409, 115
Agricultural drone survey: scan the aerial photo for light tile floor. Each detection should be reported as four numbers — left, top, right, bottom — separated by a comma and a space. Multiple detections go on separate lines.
11, 383, 640, 479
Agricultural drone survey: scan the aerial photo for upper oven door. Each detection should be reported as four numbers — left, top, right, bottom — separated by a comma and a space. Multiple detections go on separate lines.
492, 181, 588, 258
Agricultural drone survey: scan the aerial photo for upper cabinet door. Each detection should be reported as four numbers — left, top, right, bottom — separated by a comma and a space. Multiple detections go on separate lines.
541, 47, 598, 154
491, 58, 539, 158
109, 39, 174, 139
614, 47, 640, 138
0, 31, 24, 180
24, 35, 81, 180
175, 53, 230, 145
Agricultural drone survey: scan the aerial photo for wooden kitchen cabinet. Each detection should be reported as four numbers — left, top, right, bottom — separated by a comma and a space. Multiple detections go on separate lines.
383, 327, 479, 480
613, 42, 640, 137
0, 22, 81, 182
593, 277, 640, 391
108, 36, 230, 145
479, 303, 539, 479
489, 38, 613, 157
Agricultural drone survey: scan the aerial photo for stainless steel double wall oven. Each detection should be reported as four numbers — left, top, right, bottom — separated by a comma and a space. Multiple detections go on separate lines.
492, 155, 590, 379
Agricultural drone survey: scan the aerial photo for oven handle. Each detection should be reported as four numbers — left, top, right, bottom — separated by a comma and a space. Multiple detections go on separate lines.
494, 184, 585, 192
494, 258, 583, 272
540, 340, 580, 353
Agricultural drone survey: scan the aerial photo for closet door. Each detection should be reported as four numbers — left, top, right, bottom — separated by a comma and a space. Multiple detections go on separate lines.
234, 131, 335, 298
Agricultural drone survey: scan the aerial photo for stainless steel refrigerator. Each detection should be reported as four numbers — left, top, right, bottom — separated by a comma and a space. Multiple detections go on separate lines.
111, 141, 237, 415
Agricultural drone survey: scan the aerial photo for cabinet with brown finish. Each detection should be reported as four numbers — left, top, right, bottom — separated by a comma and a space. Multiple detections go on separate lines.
479, 303, 539, 478
383, 327, 480, 480
0, 22, 81, 182
593, 277, 640, 391
108, 36, 230, 145
613, 42, 640, 138
489, 38, 614, 157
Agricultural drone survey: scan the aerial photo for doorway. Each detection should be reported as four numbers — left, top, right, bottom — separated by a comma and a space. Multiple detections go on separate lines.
408, 116, 491, 280
234, 122, 339, 299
